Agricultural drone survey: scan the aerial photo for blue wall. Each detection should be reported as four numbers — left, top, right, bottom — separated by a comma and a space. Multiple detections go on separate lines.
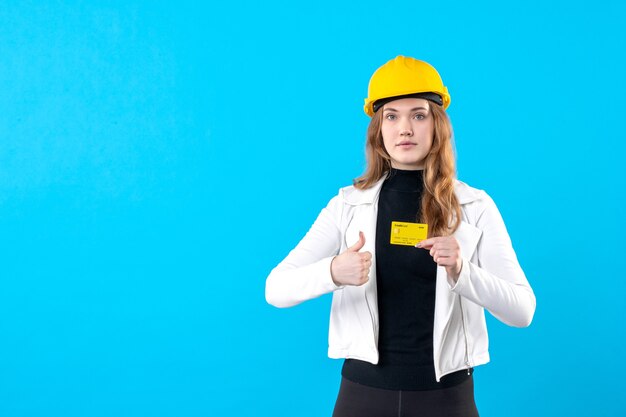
1, 1, 625, 416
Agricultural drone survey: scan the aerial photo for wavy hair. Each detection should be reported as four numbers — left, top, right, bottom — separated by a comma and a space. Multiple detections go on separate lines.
353, 103, 461, 237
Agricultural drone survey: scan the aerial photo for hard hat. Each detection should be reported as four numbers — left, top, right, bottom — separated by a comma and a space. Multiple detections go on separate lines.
363, 56, 451, 117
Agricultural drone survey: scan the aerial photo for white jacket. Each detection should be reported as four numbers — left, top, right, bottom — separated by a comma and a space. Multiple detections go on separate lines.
265, 176, 536, 382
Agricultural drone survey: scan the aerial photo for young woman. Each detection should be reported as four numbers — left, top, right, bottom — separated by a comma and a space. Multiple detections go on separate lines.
265, 55, 536, 417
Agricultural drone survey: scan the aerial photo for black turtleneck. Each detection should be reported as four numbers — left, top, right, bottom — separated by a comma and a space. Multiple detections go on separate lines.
342, 168, 470, 390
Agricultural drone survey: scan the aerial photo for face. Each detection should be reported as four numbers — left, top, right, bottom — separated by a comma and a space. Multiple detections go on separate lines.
381, 98, 434, 170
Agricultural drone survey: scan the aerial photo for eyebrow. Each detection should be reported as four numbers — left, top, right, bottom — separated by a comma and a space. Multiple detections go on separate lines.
383, 107, 429, 112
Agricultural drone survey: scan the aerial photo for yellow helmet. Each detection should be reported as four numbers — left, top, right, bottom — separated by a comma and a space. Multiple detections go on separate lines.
363, 56, 451, 117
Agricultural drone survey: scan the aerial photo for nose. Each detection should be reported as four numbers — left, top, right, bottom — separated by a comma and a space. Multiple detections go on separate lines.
399, 119, 413, 136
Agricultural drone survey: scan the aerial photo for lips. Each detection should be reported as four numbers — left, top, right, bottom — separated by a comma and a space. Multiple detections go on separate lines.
396, 141, 417, 146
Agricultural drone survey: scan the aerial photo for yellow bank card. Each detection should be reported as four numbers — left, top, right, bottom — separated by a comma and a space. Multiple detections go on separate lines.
390, 221, 428, 246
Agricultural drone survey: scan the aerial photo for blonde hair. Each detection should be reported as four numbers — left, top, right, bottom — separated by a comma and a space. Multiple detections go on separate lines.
354, 103, 461, 237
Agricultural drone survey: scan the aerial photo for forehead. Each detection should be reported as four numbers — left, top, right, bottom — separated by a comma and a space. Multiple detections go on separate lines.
382, 97, 430, 111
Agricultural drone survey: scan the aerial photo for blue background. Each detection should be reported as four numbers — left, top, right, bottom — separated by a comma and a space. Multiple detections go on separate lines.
1, 1, 625, 416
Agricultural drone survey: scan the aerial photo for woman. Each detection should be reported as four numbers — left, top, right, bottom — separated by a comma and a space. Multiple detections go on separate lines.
265, 55, 536, 417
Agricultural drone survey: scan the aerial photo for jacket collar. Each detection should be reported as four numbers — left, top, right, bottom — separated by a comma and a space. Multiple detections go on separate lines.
343, 175, 482, 206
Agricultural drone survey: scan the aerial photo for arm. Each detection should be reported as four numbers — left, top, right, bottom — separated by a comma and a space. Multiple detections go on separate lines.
265, 194, 344, 308
450, 193, 536, 328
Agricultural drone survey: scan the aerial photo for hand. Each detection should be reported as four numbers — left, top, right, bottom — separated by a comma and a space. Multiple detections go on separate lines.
330, 231, 372, 286
416, 236, 463, 283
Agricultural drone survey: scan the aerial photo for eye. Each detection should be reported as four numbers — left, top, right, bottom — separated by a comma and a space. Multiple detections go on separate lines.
385, 114, 397, 121
413, 113, 426, 120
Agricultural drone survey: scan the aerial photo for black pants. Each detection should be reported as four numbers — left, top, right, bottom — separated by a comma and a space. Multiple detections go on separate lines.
332, 376, 479, 417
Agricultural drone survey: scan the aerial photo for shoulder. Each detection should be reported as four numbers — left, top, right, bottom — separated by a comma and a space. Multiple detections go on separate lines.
455, 179, 505, 227
337, 177, 387, 206
454, 179, 490, 205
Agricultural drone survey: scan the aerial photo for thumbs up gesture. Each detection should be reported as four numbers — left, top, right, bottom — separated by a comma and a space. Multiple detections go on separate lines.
330, 231, 372, 286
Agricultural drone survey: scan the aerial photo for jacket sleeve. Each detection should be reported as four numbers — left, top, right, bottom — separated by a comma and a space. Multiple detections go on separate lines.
450, 192, 536, 328
265, 193, 344, 308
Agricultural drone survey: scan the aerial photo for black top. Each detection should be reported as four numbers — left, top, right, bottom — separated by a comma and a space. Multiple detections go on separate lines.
341, 168, 470, 390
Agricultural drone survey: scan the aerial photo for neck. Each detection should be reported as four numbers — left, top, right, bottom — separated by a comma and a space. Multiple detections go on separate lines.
384, 168, 424, 192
